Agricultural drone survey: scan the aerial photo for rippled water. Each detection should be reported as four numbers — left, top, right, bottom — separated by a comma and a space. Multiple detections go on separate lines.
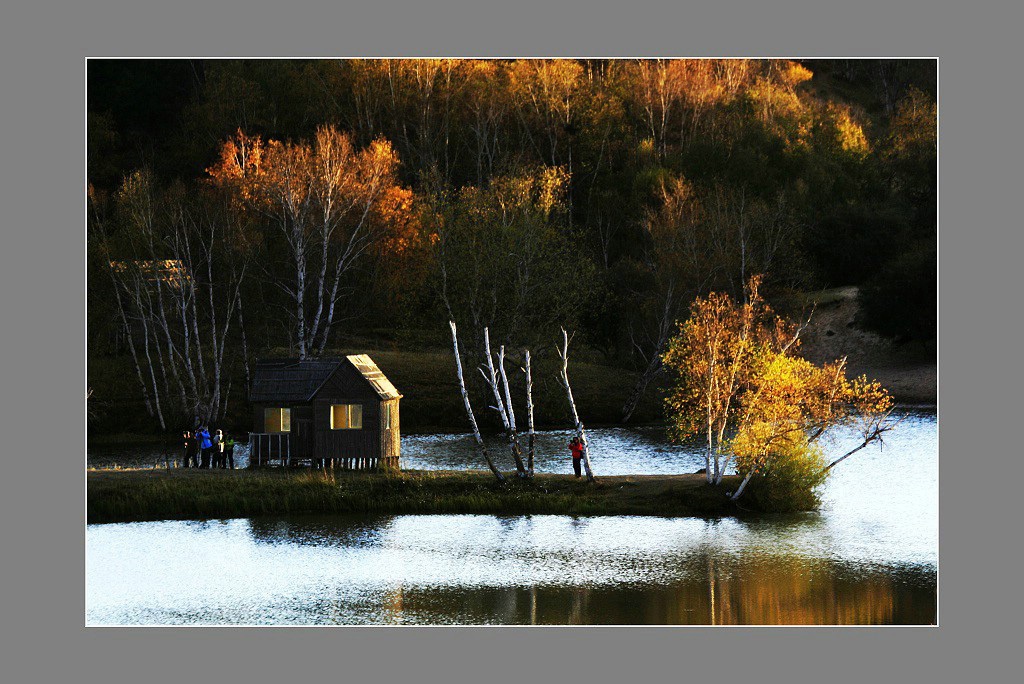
86, 410, 937, 625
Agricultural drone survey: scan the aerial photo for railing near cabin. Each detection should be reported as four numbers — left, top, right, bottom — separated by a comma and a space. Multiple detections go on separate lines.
247, 432, 397, 470
248, 432, 291, 467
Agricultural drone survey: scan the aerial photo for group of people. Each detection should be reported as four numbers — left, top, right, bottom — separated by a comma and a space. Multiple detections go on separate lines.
181, 426, 235, 469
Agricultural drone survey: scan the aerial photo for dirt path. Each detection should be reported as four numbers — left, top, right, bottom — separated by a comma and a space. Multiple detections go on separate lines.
796, 287, 936, 404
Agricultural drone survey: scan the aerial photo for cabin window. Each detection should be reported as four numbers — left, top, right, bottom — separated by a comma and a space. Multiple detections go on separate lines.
264, 407, 291, 433
382, 405, 391, 431
331, 404, 363, 430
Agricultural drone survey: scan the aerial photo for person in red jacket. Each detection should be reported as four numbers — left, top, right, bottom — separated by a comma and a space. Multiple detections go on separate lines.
568, 436, 584, 478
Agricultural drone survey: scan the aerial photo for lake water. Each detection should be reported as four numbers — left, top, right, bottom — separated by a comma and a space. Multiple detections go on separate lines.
86, 410, 937, 625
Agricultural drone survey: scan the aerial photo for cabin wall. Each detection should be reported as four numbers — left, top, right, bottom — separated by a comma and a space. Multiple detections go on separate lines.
380, 399, 401, 464
312, 364, 383, 463
250, 359, 400, 468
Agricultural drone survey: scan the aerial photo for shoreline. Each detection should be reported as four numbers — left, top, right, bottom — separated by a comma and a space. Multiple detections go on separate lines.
87, 469, 761, 524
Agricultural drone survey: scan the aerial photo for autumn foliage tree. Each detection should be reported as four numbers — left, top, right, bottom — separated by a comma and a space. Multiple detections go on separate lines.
662, 276, 896, 507
208, 126, 409, 358
88, 59, 934, 435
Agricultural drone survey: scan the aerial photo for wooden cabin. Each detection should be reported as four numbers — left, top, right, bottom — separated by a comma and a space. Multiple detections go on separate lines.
248, 355, 402, 469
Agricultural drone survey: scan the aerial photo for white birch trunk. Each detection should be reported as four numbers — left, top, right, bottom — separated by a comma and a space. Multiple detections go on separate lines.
237, 288, 251, 394
295, 236, 308, 359
481, 329, 527, 476
498, 346, 517, 432
730, 470, 755, 501
497, 345, 528, 476
524, 349, 536, 477
133, 281, 166, 430
450, 321, 504, 481
558, 328, 594, 482
111, 281, 155, 419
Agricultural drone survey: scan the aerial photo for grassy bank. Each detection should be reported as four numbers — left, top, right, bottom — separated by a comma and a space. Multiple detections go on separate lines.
87, 469, 753, 523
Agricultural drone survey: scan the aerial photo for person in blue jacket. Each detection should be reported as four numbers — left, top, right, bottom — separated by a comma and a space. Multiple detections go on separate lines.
197, 426, 213, 469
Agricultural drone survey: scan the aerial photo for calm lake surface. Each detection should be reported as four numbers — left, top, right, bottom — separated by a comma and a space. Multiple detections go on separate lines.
86, 410, 937, 625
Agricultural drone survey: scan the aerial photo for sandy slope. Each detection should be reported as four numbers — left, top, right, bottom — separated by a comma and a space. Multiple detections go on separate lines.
796, 287, 936, 405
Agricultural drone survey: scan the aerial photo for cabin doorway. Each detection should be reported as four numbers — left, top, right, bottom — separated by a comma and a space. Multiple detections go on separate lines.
294, 418, 314, 463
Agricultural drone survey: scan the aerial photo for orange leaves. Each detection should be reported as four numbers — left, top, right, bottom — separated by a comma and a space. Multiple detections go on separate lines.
208, 126, 407, 240
773, 60, 814, 90
888, 86, 937, 157
207, 130, 264, 193
372, 184, 419, 256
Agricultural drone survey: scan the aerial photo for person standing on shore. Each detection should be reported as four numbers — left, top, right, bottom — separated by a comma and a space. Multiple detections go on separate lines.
182, 430, 195, 468
197, 426, 213, 469
224, 434, 235, 470
212, 429, 224, 468
569, 436, 584, 478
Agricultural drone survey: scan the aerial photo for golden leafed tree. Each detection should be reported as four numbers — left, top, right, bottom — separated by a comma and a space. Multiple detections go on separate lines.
663, 276, 897, 504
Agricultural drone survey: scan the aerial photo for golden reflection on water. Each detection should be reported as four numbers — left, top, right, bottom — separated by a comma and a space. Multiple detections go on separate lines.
372, 552, 928, 625
238, 514, 933, 625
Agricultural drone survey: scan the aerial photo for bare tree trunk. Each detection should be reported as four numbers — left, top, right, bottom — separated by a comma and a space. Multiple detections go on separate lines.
480, 328, 527, 476
205, 222, 222, 420
729, 471, 755, 501
133, 282, 166, 430
558, 329, 594, 482
112, 285, 155, 419
237, 288, 251, 394
449, 321, 504, 481
295, 238, 308, 359
497, 345, 528, 477
524, 349, 536, 477
823, 411, 902, 472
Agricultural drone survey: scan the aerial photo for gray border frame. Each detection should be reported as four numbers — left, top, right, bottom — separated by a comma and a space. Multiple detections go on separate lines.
4, 0, 1017, 682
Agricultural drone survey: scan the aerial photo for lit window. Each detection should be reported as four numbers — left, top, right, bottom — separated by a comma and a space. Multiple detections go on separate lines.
331, 404, 363, 430
264, 407, 291, 432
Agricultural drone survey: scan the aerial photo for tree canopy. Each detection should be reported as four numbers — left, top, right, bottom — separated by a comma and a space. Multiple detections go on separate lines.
88, 59, 935, 433
662, 276, 896, 506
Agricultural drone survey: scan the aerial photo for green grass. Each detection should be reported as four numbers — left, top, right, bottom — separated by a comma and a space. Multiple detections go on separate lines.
87, 469, 757, 523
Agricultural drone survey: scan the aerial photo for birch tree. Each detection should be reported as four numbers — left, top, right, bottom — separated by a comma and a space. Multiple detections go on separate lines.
208, 126, 406, 358
662, 276, 898, 503
557, 328, 595, 482
478, 328, 528, 477
523, 349, 536, 477
90, 171, 253, 427
449, 321, 504, 481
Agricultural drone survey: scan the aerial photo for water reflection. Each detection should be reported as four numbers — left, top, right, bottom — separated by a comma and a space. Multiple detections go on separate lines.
373, 564, 930, 625
87, 514, 935, 625
86, 410, 936, 625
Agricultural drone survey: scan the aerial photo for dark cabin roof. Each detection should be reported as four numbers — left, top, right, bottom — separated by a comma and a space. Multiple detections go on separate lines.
250, 356, 401, 403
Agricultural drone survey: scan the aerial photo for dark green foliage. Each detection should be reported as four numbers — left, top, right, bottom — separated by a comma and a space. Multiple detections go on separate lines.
858, 240, 937, 343
803, 204, 913, 285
